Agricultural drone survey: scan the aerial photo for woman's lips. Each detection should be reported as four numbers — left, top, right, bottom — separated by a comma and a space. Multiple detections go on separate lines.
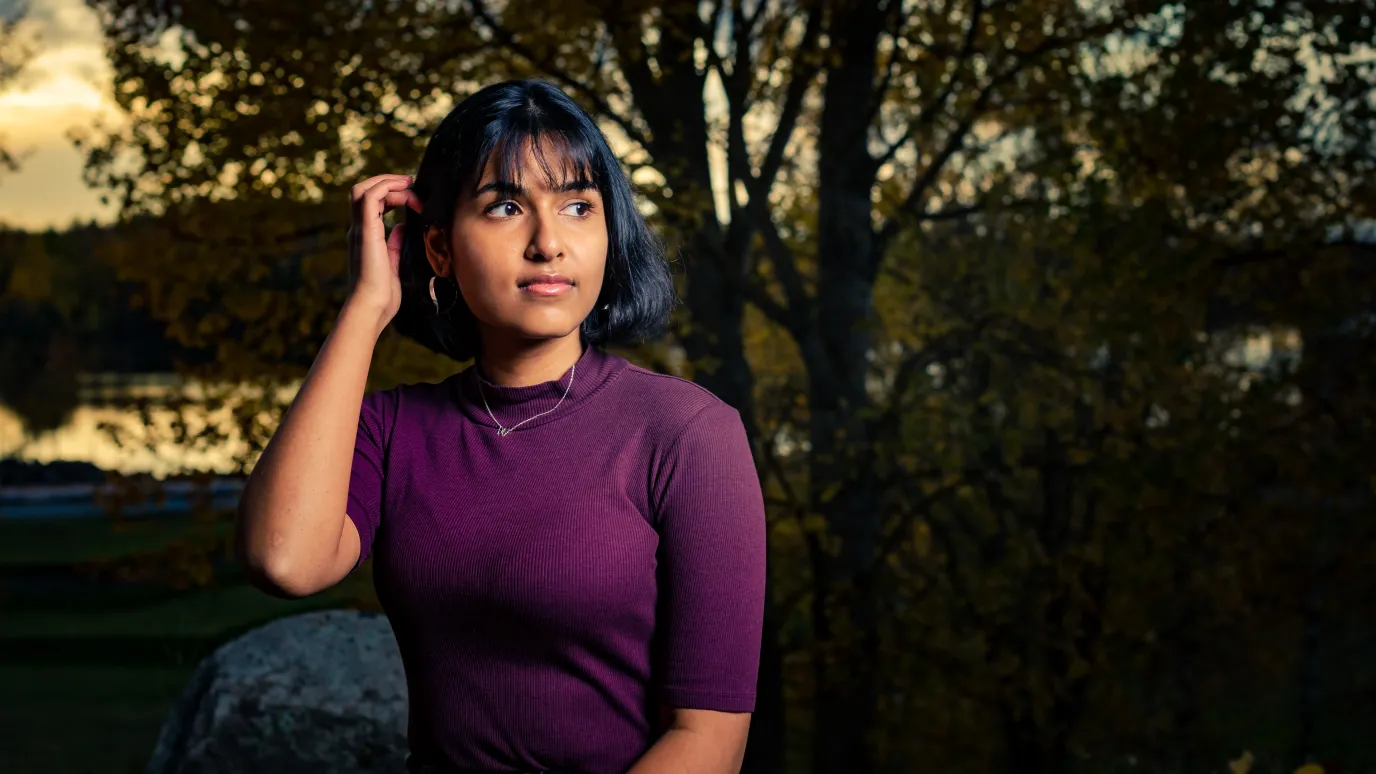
521, 282, 573, 297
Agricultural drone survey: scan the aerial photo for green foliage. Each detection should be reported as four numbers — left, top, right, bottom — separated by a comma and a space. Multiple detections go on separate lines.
77, 0, 1376, 772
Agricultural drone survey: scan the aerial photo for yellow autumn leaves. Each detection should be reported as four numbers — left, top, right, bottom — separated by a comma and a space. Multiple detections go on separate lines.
1229, 750, 1327, 774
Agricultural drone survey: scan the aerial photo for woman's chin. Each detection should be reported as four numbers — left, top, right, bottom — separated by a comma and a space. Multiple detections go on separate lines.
473, 303, 593, 344
500, 316, 587, 342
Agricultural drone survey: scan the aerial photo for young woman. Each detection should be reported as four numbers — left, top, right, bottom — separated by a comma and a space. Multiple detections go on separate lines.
235, 79, 766, 774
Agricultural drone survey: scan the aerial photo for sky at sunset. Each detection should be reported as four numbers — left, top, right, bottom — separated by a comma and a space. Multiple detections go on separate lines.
0, 0, 121, 230
0, 0, 738, 232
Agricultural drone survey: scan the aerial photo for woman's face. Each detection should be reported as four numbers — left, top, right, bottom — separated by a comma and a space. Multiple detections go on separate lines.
425, 140, 608, 346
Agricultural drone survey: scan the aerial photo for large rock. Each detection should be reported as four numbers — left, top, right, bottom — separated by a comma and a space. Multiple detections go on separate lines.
145, 609, 409, 774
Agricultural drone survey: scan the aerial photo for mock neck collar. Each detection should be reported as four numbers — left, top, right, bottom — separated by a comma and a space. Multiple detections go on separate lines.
450, 343, 626, 434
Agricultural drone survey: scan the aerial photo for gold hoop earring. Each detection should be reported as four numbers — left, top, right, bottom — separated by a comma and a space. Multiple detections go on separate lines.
429, 276, 457, 315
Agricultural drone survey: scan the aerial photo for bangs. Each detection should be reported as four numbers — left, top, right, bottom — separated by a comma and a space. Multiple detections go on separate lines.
467, 126, 601, 197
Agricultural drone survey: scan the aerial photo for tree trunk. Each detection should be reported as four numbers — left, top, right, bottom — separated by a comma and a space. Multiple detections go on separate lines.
742, 584, 788, 774
609, 8, 786, 766
807, 2, 889, 770
668, 208, 784, 774
675, 231, 787, 774
613, 5, 893, 769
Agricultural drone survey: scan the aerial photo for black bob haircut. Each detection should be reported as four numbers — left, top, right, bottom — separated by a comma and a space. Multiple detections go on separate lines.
392, 79, 676, 362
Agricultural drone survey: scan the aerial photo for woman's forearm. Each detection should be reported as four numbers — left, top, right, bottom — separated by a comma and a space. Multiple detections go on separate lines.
234, 299, 389, 597
626, 711, 749, 774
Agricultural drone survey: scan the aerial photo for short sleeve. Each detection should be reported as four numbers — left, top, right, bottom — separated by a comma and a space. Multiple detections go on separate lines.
345, 387, 394, 571
652, 402, 767, 713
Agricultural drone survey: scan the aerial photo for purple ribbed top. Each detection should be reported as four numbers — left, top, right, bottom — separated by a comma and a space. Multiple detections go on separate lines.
345, 344, 766, 774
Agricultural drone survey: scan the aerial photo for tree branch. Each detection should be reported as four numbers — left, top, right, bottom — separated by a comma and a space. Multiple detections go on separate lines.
871, 0, 984, 172
860, 0, 921, 136
720, 5, 822, 330
877, 482, 961, 562
466, 0, 652, 151
750, 6, 823, 202
758, 424, 806, 514
744, 194, 810, 328
600, 5, 661, 131
719, 3, 755, 202
866, 316, 996, 442
743, 276, 795, 330
874, 14, 1129, 258
914, 194, 1044, 223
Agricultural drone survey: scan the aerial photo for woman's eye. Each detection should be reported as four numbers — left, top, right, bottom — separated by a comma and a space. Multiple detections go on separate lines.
565, 202, 592, 217
486, 201, 520, 217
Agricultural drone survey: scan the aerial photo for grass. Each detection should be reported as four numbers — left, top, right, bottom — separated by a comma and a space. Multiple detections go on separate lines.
0, 514, 233, 567
0, 662, 195, 774
3, 583, 334, 639
12, 515, 1362, 773
0, 512, 379, 773
0, 578, 376, 772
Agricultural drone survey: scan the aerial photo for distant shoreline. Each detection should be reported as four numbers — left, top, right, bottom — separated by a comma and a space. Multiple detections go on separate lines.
0, 473, 245, 520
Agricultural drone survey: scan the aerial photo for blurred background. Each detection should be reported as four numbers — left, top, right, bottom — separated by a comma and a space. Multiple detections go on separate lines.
1, 1, 1374, 773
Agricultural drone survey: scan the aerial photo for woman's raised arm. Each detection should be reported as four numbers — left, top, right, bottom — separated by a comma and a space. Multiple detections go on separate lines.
234, 174, 420, 598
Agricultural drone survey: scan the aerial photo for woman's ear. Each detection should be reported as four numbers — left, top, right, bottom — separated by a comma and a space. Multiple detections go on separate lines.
423, 223, 452, 278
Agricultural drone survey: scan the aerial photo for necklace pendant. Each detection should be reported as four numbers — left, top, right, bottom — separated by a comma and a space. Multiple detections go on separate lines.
477, 361, 574, 440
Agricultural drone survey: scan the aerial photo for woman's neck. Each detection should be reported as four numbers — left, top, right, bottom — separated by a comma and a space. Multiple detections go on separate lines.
476, 330, 586, 387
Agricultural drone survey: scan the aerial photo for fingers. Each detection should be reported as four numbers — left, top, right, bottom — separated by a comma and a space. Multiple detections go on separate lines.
351, 175, 423, 226
350, 174, 410, 205
386, 222, 406, 256
377, 189, 423, 214
353, 176, 423, 246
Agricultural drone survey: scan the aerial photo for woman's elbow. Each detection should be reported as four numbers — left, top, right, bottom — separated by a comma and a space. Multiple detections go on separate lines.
241, 556, 322, 599
234, 509, 329, 599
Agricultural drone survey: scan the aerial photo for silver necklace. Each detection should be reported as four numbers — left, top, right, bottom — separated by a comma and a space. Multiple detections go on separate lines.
477, 363, 576, 436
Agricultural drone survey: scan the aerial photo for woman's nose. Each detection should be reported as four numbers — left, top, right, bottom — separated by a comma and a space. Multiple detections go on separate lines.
524, 214, 565, 261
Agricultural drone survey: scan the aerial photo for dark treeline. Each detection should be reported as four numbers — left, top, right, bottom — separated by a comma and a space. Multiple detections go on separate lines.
3, 1, 1373, 773
0, 224, 220, 433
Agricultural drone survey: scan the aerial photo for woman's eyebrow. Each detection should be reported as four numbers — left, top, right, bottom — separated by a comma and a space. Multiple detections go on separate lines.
551, 179, 597, 193
473, 178, 596, 197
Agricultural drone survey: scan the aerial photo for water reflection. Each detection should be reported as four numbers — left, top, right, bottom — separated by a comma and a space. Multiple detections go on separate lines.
0, 372, 296, 478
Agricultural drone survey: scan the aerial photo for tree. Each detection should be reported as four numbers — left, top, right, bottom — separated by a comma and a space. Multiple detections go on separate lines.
0, 224, 201, 433
0, 1, 35, 177
82, 1, 1376, 772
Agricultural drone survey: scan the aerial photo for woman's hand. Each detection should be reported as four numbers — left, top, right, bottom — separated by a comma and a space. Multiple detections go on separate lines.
345, 174, 423, 326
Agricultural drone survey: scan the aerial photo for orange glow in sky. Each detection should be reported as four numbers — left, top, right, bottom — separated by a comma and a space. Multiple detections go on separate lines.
0, 0, 122, 230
